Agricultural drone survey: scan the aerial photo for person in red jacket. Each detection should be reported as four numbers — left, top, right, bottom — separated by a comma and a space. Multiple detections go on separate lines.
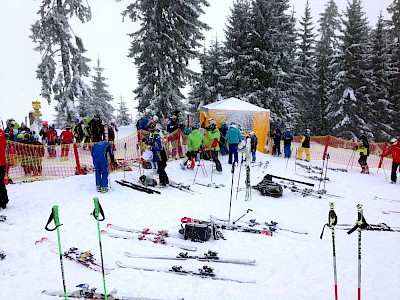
0, 128, 9, 209
382, 138, 400, 184
46, 125, 58, 158
60, 125, 75, 160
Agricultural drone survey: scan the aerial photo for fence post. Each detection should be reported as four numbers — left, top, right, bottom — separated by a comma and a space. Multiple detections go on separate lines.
73, 143, 81, 175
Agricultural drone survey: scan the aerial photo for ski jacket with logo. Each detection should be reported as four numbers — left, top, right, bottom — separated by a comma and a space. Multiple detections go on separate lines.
187, 129, 207, 152
383, 143, 400, 163
146, 130, 167, 162
206, 128, 221, 151
0, 129, 6, 166
91, 140, 115, 165
283, 131, 294, 146
46, 128, 58, 144
60, 130, 75, 144
355, 139, 369, 156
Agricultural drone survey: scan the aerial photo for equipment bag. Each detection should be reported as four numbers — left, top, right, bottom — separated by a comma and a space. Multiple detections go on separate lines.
253, 175, 283, 198
179, 223, 212, 242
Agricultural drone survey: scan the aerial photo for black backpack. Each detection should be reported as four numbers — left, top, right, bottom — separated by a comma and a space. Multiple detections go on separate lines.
253, 175, 283, 198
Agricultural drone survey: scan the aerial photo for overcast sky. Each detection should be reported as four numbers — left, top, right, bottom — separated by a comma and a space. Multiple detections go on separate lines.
0, 0, 392, 126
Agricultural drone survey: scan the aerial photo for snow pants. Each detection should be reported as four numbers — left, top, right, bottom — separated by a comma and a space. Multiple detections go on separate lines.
211, 150, 222, 172
0, 166, 9, 208
297, 147, 310, 161
284, 145, 292, 158
228, 143, 239, 164
391, 162, 399, 183
93, 157, 109, 188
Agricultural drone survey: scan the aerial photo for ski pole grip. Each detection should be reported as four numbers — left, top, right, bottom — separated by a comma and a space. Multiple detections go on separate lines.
45, 205, 62, 231
93, 197, 105, 221
347, 224, 358, 235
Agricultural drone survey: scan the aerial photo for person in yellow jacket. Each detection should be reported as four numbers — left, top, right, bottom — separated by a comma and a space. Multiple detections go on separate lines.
297, 129, 311, 162
354, 135, 370, 174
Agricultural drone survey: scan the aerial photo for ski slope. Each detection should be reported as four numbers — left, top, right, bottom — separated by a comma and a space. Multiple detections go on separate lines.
0, 126, 399, 300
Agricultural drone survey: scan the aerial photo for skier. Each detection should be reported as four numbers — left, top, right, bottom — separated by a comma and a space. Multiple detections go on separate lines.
87, 114, 104, 143
4, 119, 17, 141
181, 123, 207, 170
138, 112, 151, 131
206, 121, 222, 172
250, 131, 258, 162
72, 118, 84, 144
0, 127, 9, 209
381, 138, 400, 183
297, 129, 311, 162
39, 121, 49, 145
145, 120, 169, 186
218, 119, 229, 155
31, 135, 45, 176
91, 137, 116, 193
166, 115, 183, 158
283, 128, 294, 158
354, 135, 370, 174
59, 125, 75, 160
271, 124, 282, 156
18, 122, 31, 134
46, 124, 58, 158
225, 122, 242, 165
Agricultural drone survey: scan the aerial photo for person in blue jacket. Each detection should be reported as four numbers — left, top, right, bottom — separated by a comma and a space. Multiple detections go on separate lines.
283, 128, 294, 158
91, 138, 116, 193
145, 120, 169, 186
225, 122, 242, 164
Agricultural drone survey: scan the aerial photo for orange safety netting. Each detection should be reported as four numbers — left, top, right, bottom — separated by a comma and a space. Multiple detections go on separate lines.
5, 133, 392, 182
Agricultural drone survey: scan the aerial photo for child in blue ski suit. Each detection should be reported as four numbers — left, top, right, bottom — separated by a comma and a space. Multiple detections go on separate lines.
91, 139, 115, 193
283, 129, 294, 158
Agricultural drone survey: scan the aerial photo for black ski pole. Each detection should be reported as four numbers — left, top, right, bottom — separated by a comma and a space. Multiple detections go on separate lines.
235, 153, 244, 200
45, 205, 67, 300
233, 209, 253, 224
228, 162, 236, 226
92, 197, 108, 300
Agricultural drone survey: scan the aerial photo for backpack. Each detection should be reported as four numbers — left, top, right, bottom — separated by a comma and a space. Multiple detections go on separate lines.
253, 175, 283, 198
179, 223, 212, 242
139, 175, 157, 187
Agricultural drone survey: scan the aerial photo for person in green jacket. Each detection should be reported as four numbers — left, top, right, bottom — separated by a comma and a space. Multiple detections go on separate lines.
206, 121, 222, 172
180, 123, 207, 170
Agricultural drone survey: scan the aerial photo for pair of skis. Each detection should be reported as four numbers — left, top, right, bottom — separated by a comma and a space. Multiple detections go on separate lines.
115, 179, 161, 195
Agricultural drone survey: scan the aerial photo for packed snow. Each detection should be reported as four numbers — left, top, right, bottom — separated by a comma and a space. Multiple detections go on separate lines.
0, 125, 399, 300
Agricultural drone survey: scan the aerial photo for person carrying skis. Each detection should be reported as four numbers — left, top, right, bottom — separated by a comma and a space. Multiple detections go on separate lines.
0, 127, 9, 209
206, 121, 222, 172
250, 131, 258, 162
297, 129, 311, 162
283, 128, 294, 158
60, 125, 75, 160
354, 135, 370, 174
225, 122, 242, 165
381, 138, 400, 183
91, 136, 116, 193
181, 123, 207, 170
271, 124, 282, 156
145, 120, 169, 186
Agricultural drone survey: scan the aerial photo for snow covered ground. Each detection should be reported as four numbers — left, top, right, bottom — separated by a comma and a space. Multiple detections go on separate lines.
0, 126, 399, 300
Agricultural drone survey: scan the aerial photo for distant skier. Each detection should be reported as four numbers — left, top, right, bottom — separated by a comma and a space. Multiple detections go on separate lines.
206, 121, 222, 172
181, 123, 207, 170
249, 132, 258, 162
225, 122, 242, 165
381, 137, 400, 183
59, 125, 75, 160
218, 119, 229, 155
283, 128, 294, 158
354, 135, 370, 174
297, 129, 311, 162
271, 124, 282, 156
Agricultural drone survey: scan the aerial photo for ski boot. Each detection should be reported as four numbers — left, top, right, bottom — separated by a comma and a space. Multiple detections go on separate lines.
199, 265, 215, 276
96, 186, 101, 192
101, 187, 108, 193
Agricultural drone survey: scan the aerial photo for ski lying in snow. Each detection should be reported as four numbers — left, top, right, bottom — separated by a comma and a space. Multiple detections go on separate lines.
0, 250, 6, 260
335, 223, 400, 232
169, 181, 199, 194
115, 180, 161, 195
101, 230, 197, 251
42, 283, 161, 300
107, 223, 174, 237
245, 219, 308, 235
125, 250, 255, 265
373, 196, 400, 203
382, 210, 400, 215
281, 183, 342, 199
208, 215, 273, 236
115, 261, 256, 284
35, 237, 113, 274
195, 182, 225, 188
0, 215, 6, 222
295, 162, 322, 174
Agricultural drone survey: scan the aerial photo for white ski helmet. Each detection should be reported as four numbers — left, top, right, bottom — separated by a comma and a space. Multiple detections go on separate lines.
390, 138, 398, 145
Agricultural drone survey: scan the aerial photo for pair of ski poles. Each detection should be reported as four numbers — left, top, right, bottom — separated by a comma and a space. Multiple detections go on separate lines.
321, 203, 366, 300
45, 197, 107, 300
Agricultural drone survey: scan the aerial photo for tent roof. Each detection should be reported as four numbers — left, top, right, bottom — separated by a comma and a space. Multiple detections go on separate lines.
200, 97, 269, 112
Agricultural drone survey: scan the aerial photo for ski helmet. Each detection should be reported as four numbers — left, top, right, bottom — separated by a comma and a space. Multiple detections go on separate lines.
250, 131, 255, 136
230, 122, 236, 128
42, 121, 48, 127
390, 138, 398, 145
73, 117, 80, 123
305, 129, 310, 134
66, 125, 71, 130
152, 115, 159, 122
17, 133, 24, 141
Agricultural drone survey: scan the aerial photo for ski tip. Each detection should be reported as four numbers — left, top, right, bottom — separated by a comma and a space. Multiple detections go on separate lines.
107, 223, 112, 227
34, 237, 48, 244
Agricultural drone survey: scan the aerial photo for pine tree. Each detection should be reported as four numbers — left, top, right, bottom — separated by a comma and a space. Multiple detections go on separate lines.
387, 0, 400, 135
326, 0, 372, 140
368, 12, 393, 141
89, 58, 115, 123
30, 0, 92, 127
315, 0, 341, 135
116, 96, 132, 126
223, 0, 253, 98
122, 0, 210, 119
294, 0, 318, 133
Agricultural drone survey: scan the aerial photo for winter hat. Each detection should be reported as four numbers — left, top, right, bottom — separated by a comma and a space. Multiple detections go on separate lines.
42, 121, 48, 127
250, 131, 255, 136
66, 125, 71, 130
21, 122, 25, 127
275, 124, 281, 129
390, 138, 398, 145
219, 119, 226, 126
230, 122, 236, 128
152, 115, 159, 122
73, 117, 80, 123
305, 129, 310, 134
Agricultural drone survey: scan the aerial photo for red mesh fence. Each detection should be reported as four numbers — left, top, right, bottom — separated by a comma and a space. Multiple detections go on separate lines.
5, 133, 392, 182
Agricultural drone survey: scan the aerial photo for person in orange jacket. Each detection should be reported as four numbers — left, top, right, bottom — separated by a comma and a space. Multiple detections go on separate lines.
0, 128, 9, 209
60, 125, 75, 160
382, 138, 400, 184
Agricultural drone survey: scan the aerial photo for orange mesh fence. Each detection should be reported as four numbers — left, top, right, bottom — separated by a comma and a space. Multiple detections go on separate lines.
5, 133, 392, 182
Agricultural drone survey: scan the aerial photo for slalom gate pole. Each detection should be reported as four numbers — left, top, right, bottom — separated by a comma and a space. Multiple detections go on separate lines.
235, 153, 244, 200
45, 205, 67, 300
323, 153, 330, 192
92, 197, 107, 299
228, 162, 236, 226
